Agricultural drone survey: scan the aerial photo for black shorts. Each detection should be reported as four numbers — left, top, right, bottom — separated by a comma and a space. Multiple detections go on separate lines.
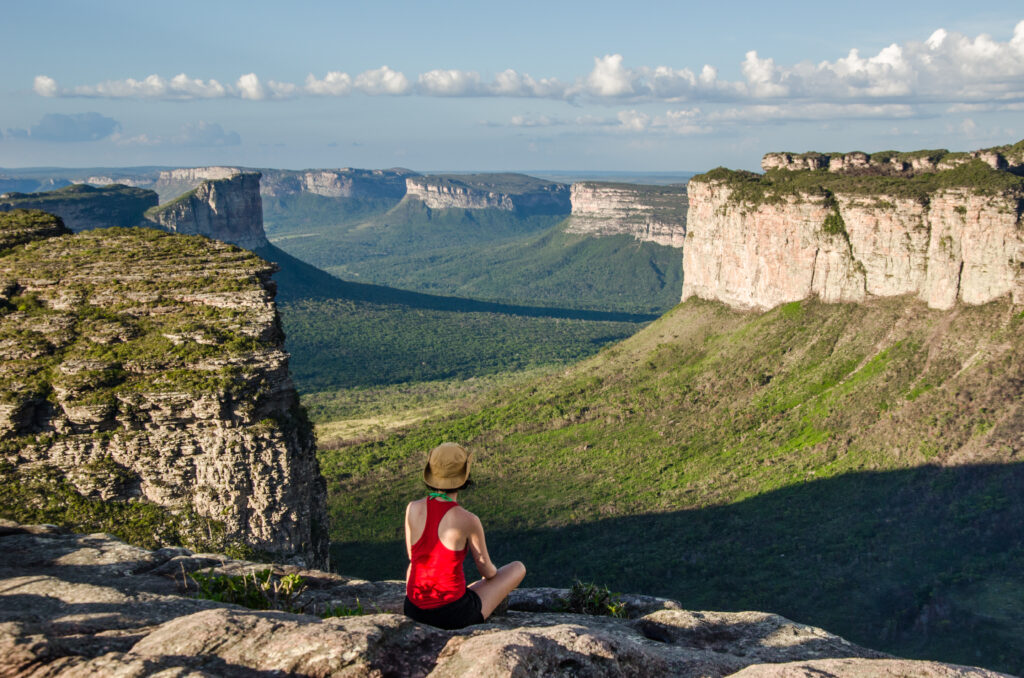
404, 589, 484, 630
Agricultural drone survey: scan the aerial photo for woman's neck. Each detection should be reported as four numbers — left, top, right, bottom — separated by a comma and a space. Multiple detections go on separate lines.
428, 490, 458, 501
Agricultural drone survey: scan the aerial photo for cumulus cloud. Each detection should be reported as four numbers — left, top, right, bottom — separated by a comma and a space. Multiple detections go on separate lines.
32, 20, 1024, 108
353, 66, 410, 95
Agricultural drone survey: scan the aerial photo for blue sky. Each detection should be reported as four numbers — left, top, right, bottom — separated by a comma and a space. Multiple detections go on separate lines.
1, 1, 1022, 172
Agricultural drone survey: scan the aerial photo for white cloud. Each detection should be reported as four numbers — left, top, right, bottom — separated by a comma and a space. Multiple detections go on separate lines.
305, 71, 352, 96
354, 66, 410, 95
33, 75, 57, 97
32, 20, 1024, 107
584, 54, 634, 97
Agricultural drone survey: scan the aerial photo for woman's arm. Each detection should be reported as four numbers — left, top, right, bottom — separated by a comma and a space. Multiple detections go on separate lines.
404, 502, 413, 559
466, 513, 499, 580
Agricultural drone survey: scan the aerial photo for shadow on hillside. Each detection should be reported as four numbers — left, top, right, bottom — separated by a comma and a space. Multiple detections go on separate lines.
332, 462, 1024, 675
255, 244, 658, 323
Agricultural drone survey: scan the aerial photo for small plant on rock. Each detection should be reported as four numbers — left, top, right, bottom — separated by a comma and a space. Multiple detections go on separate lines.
558, 580, 628, 618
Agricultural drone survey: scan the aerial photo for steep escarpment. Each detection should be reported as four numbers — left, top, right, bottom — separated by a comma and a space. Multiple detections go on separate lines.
405, 173, 570, 215
144, 172, 269, 250
565, 182, 687, 247
150, 166, 242, 203
684, 149, 1024, 311
261, 167, 415, 199
1, 523, 1007, 677
762, 140, 1024, 176
0, 211, 327, 567
0, 183, 158, 232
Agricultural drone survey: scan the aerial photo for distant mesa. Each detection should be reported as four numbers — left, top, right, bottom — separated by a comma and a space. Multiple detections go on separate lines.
565, 181, 687, 247
684, 139, 1024, 311
142, 172, 269, 250
261, 167, 416, 200
0, 183, 157, 232
404, 173, 571, 215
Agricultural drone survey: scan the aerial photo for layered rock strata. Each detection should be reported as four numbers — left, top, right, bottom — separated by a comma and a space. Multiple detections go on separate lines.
565, 182, 687, 247
762, 140, 1024, 176
405, 174, 570, 214
261, 168, 415, 199
0, 523, 1008, 677
0, 183, 158, 231
683, 161, 1024, 311
0, 212, 327, 566
151, 166, 242, 203
144, 172, 269, 250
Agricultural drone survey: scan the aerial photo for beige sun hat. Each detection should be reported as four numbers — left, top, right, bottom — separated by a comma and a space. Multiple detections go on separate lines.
423, 442, 472, 490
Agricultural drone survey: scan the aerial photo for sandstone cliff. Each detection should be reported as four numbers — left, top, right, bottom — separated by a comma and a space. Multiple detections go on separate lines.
261, 167, 415, 199
1, 523, 1008, 677
405, 174, 570, 215
0, 183, 158, 232
144, 172, 269, 250
0, 211, 327, 567
151, 166, 242, 203
684, 148, 1024, 311
565, 182, 687, 247
762, 140, 1024, 176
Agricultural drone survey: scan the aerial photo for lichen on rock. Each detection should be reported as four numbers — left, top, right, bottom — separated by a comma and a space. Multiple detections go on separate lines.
0, 210, 327, 567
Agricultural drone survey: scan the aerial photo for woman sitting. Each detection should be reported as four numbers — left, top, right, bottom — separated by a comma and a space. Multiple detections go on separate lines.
404, 442, 526, 629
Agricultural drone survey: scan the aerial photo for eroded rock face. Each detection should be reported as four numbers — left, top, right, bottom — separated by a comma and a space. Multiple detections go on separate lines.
0, 524, 1008, 678
144, 173, 269, 250
0, 214, 327, 567
405, 174, 570, 214
760, 141, 1024, 176
682, 181, 1024, 311
565, 182, 687, 247
261, 168, 415, 199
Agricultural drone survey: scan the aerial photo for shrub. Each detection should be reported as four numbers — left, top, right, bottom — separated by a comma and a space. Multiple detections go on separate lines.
557, 580, 628, 618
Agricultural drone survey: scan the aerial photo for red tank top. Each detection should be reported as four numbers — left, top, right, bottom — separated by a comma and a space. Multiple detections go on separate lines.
406, 498, 467, 609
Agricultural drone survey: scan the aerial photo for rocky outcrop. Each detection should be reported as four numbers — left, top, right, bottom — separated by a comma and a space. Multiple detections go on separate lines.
0, 212, 327, 566
684, 156, 1024, 311
762, 140, 1024, 176
151, 166, 242, 203
144, 172, 269, 250
0, 523, 1008, 677
405, 174, 571, 215
565, 182, 687, 247
261, 168, 415, 199
0, 183, 158, 232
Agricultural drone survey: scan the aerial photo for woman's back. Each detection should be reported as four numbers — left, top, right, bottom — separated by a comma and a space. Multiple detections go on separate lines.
406, 497, 470, 608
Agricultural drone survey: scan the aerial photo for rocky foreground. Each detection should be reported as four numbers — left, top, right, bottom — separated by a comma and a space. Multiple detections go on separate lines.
0, 522, 1009, 677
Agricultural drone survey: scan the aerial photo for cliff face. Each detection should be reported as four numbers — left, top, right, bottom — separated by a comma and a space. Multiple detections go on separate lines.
0, 184, 158, 232
762, 140, 1024, 176
0, 211, 327, 567
145, 173, 269, 250
684, 154, 1024, 311
565, 182, 687, 247
261, 168, 414, 199
405, 174, 571, 215
151, 166, 242, 203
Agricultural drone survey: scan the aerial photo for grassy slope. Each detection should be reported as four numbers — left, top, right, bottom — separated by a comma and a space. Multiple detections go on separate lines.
266, 196, 564, 272
266, 196, 681, 314
322, 296, 1024, 674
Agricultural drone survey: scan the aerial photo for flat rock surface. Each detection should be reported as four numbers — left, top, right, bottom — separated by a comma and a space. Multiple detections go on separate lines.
0, 523, 1010, 677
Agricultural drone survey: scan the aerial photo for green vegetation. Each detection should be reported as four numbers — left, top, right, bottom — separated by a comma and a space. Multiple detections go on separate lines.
334, 226, 683, 315
323, 296, 1024, 674
189, 568, 307, 612
694, 159, 1024, 206
0, 209, 69, 251
0, 461, 249, 555
280, 297, 643, 392
558, 580, 628, 618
